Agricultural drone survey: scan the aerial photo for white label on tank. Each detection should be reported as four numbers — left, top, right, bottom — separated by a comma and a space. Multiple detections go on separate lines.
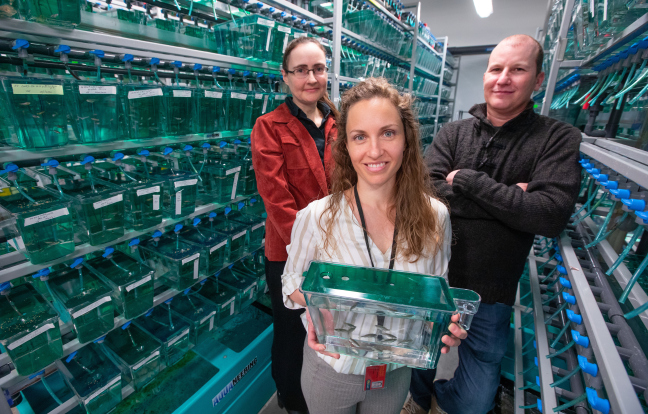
206, 91, 223, 99
126, 275, 152, 292
12, 84, 63, 95
258, 18, 274, 28
182, 253, 200, 265
7, 323, 55, 350
277, 25, 291, 34
222, 297, 235, 315
255, 93, 263, 100
262, 95, 269, 114
174, 179, 198, 188
319, 38, 329, 47
247, 282, 257, 300
232, 230, 247, 241
264, 282, 269, 293
275, 94, 286, 100
230, 171, 240, 200
152, 194, 160, 211
294, 32, 307, 38
249, 165, 254, 171
72, 296, 112, 319
225, 166, 241, 176
168, 328, 190, 346
175, 192, 182, 215
84, 376, 120, 404
93, 194, 123, 210
283, 34, 289, 53
210, 240, 228, 254
24, 207, 69, 227
252, 221, 265, 231
128, 88, 163, 99
231, 92, 247, 100
133, 351, 159, 370
173, 90, 192, 98
265, 32, 272, 51
209, 315, 215, 331
193, 259, 200, 279
200, 311, 217, 325
214, 1, 229, 11
79, 85, 117, 95
136, 186, 160, 196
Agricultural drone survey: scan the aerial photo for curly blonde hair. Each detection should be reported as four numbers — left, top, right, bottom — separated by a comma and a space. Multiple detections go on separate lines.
319, 77, 446, 261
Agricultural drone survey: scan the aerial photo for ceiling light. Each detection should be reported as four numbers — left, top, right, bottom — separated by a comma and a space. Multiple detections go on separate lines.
473, 0, 493, 18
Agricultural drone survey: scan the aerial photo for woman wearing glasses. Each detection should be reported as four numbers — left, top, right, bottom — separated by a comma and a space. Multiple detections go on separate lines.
251, 36, 337, 414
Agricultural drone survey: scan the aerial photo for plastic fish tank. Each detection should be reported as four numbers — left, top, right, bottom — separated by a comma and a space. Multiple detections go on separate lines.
194, 278, 240, 327
152, 171, 197, 219
0, 283, 62, 376
177, 223, 229, 277
100, 322, 161, 391
139, 233, 204, 291
170, 292, 219, 346
216, 15, 277, 62
232, 253, 266, 295
0, 77, 72, 148
121, 84, 166, 139
217, 268, 258, 311
20, 0, 81, 26
65, 81, 126, 144
200, 160, 241, 203
56, 176, 126, 246
56, 345, 122, 414
85, 250, 155, 320
165, 86, 196, 136
249, 92, 270, 127
98, 171, 164, 230
0, 182, 75, 264
196, 87, 226, 133
271, 24, 305, 63
301, 262, 480, 369
234, 144, 257, 197
228, 212, 265, 251
209, 216, 249, 262
134, 304, 191, 367
225, 90, 252, 131
48, 264, 115, 344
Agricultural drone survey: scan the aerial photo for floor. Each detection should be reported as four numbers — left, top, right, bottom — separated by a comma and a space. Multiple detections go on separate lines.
258, 346, 460, 414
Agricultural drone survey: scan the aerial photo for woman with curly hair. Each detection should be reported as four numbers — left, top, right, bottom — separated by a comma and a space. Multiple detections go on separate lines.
280, 77, 467, 414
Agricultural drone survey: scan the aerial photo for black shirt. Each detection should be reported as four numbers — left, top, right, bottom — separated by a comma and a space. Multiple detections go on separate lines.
285, 97, 331, 164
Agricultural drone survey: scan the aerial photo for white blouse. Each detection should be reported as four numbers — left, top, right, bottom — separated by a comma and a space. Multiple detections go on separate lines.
281, 193, 452, 375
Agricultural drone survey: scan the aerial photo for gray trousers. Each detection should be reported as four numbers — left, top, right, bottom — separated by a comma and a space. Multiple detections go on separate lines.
301, 340, 412, 414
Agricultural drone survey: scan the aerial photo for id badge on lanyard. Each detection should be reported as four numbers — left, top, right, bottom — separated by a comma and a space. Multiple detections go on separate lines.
354, 186, 397, 391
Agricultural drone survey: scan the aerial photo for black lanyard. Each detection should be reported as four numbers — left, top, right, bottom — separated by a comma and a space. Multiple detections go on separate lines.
353, 185, 398, 270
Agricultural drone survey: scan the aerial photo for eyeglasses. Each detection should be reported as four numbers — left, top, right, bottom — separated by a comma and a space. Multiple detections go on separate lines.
285, 66, 329, 79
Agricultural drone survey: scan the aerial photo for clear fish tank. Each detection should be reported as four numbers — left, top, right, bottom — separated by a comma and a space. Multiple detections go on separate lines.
151, 171, 198, 219
100, 322, 161, 391
134, 304, 191, 367
209, 216, 249, 262
139, 232, 204, 291
224, 90, 252, 131
98, 170, 164, 230
0, 77, 72, 149
165, 86, 196, 136
177, 222, 229, 277
85, 250, 155, 320
56, 344, 122, 414
301, 262, 480, 369
234, 144, 257, 197
196, 87, 226, 133
66, 81, 126, 144
169, 291, 219, 346
215, 15, 277, 62
121, 84, 166, 139
53, 176, 126, 246
232, 253, 267, 295
48, 263, 115, 344
0, 181, 75, 264
217, 268, 258, 311
228, 211, 265, 251
20, 0, 81, 26
194, 278, 240, 327
0, 283, 62, 376
200, 160, 241, 204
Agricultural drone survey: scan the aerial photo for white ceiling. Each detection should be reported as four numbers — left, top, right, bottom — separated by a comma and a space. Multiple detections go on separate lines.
404, 0, 549, 48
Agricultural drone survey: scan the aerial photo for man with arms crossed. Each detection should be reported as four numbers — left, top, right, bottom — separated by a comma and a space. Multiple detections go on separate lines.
402, 35, 582, 414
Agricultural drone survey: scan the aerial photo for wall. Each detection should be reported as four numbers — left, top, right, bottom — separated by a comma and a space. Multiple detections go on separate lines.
412, 0, 548, 47
453, 54, 489, 120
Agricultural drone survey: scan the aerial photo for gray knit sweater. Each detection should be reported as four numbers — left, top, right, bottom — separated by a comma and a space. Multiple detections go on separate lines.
425, 101, 582, 305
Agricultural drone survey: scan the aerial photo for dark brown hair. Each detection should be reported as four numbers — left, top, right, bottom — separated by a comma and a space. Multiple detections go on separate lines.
319, 77, 446, 262
282, 37, 339, 118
